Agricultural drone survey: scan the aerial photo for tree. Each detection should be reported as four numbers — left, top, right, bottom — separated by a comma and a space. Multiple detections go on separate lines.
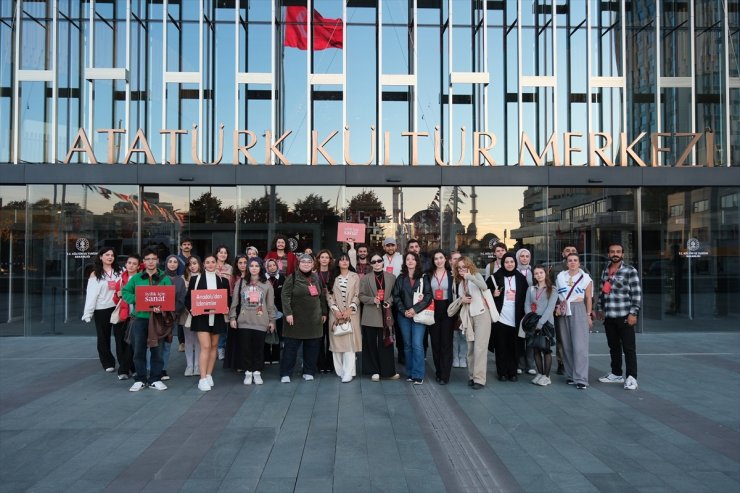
346, 189, 386, 218
291, 193, 334, 223
240, 194, 288, 224
188, 192, 235, 224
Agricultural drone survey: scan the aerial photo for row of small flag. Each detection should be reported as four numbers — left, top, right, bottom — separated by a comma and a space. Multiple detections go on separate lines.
84, 185, 185, 225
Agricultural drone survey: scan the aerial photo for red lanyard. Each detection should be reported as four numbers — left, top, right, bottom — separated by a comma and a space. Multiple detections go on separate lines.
375, 274, 384, 290
319, 270, 330, 287
534, 286, 545, 302
434, 271, 446, 290
506, 277, 514, 291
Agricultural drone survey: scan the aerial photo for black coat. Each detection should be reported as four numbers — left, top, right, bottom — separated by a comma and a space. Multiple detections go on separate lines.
185, 273, 231, 332
392, 273, 433, 313
487, 269, 527, 329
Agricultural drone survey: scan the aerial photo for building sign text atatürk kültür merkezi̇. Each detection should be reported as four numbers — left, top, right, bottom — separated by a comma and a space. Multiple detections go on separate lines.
62, 125, 716, 167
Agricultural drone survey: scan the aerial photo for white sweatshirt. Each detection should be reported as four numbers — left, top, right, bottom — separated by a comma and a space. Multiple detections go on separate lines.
82, 273, 121, 322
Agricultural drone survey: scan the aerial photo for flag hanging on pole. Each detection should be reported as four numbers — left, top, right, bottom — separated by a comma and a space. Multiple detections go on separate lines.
284, 6, 343, 51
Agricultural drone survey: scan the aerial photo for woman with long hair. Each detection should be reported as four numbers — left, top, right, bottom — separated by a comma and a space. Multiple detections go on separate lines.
391, 252, 432, 384
229, 258, 276, 385
82, 247, 123, 373
488, 252, 528, 382
181, 256, 202, 376
359, 252, 398, 381
427, 249, 454, 385
327, 253, 361, 383
214, 245, 232, 361
556, 253, 593, 390
280, 254, 328, 382
316, 249, 335, 373
526, 265, 559, 386
452, 256, 491, 389
264, 234, 297, 276
186, 254, 231, 391
223, 254, 248, 372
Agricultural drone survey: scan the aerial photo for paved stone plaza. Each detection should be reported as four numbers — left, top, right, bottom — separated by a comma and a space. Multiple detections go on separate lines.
0, 331, 738, 493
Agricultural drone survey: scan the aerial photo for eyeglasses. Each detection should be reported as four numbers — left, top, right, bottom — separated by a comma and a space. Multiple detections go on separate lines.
369, 259, 383, 264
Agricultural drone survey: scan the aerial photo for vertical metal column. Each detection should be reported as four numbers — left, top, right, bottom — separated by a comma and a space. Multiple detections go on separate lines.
655, 0, 661, 163
586, 0, 592, 160
621, 0, 627, 149
306, 0, 312, 164
377, 0, 382, 165
51, 0, 58, 162
342, 0, 347, 164
690, 0, 696, 165
198, 0, 204, 159
161, 0, 167, 163
447, 0, 453, 165
516, 0, 522, 152
12, 1, 19, 164
723, 0, 731, 166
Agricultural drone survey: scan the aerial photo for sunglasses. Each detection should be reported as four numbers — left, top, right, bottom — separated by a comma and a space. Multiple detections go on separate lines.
369, 259, 383, 264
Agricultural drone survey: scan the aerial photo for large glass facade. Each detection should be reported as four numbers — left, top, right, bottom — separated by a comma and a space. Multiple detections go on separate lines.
1, 1, 738, 336
1, 184, 738, 335
0, 1, 737, 166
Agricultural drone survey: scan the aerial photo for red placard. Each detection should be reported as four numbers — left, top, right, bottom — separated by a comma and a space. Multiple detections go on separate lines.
337, 222, 366, 242
135, 285, 175, 312
190, 289, 229, 316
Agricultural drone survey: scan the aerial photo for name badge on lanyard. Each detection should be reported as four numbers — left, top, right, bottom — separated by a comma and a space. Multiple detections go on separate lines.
530, 303, 538, 313
377, 289, 385, 301
308, 284, 319, 297
434, 289, 444, 300
107, 281, 117, 291
602, 280, 612, 294
386, 266, 393, 273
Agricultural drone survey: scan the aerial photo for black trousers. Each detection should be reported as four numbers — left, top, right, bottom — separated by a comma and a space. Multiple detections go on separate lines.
93, 307, 117, 370
493, 321, 517, 378
242, 329, 267, 372
362, 325, 397, 377
429, 299, 454, 381
604, 317, 638, 378
317, 320, 334, 372
112, 321, 133, 375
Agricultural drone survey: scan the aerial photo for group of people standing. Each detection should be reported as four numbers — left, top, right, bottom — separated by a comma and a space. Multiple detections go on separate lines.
83, 234, 642, 393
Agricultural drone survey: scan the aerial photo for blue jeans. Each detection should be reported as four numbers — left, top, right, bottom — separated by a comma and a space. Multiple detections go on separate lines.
397, 315, 426, 380
280, 337, 321, 378
130, 317, 163, 384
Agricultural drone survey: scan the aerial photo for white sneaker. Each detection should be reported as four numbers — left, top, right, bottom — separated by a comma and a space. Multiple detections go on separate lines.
198, 378, 211, 391
452, 359, 460, 368
243, 371, 253, 385
624, 376, 638, 390
341, 376, 353, 383
531, 374, 543, 385
537, 376, 552, 386
599, 373, 625, 383
149, 381, 167, 391
253, 372, 263, 385
371, 374, 380, 382
281, 376, 291, 383
302, 374, 314, 381
206, 375, 214, 387
218, 348, 225, 360
184, 367, 194, 377
459, 360, 467, 368
128, 381, 145, 392
527, 369, 537, 375
117, 374, 129, 381
105, 367, 115, 373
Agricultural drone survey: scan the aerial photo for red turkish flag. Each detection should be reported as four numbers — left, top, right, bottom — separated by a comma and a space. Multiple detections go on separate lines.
284, 6, 343, 50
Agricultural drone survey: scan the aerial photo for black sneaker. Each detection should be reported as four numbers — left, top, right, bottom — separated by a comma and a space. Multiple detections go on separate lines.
412, 378, 423, 385
472, 383, 484, 390
468, 379, 475, 387
576, 383, 587, 390
160, 371, 170, 381
566, 379, 575, 385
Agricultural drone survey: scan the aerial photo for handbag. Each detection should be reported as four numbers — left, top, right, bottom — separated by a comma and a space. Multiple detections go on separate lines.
333, 320, 353, 336
412, 278, 435, 326
530, 332, 552, 351
556, 274, 584, 316
123, 318, 133, 345
110, 301, 123, 324
481, 288, 500, 324
265, 330, 280, 345
382, 304, 395, 347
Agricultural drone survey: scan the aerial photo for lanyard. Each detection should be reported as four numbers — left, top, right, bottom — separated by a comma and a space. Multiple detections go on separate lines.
319, 270, 330, 287
506, 277, 514, 291
534, 286, 545, 302
434, 271, 446, 290
375, 274, 384, 290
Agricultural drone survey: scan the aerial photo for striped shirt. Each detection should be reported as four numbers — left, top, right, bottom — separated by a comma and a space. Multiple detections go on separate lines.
595, 261, 642, 318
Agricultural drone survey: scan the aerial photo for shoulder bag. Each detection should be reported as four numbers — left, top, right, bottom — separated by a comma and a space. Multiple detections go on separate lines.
412, 276, 435, 326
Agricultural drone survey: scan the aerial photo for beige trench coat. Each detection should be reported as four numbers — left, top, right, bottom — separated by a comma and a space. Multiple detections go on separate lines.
327, 272, 362, 353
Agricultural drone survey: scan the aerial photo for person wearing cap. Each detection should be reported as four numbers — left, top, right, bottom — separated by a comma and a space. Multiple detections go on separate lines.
280, 253, 328, 383
382, 237, 403, 277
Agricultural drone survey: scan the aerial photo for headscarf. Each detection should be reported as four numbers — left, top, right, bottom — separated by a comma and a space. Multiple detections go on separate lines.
500, 252, 518, 277
516, 248, 532, 270
165, 255, 180, 278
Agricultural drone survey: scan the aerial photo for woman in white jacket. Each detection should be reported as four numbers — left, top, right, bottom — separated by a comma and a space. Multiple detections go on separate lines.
453, 256, 491, 389
82, 247, 122, 372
